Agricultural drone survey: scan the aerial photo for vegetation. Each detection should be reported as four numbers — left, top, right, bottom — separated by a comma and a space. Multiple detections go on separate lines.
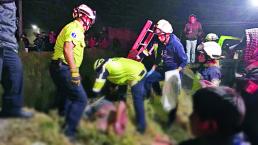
0, 49, 194, 145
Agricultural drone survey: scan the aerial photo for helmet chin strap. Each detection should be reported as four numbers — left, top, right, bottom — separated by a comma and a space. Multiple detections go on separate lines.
163, 34, 170, 45
80, 16, 91, 28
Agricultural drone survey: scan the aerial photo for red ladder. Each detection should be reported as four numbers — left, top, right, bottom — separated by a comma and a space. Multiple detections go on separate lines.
127, 20, 155, 61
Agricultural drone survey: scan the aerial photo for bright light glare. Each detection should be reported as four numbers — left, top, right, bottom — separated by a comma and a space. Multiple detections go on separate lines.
31, 24, 38, 30
250, 0, 258, 7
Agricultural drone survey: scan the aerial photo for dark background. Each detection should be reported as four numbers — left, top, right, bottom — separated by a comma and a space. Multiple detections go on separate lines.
22, 0, 258, 37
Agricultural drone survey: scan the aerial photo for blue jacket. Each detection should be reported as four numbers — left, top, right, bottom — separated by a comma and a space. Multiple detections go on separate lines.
155, 34, 187, 71
199, 66, 221, 82
0, 1, 18, 50
0, 0, 15, 3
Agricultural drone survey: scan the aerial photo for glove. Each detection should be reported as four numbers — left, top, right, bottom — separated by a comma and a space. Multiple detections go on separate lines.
146, 69, 154, 77
70, 68, 81, 86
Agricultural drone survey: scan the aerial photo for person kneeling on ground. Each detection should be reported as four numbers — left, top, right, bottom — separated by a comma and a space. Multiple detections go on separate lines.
195, 33, 222, 87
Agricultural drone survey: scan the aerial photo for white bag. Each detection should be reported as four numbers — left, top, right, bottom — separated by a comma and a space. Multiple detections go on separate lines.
161, 70, 181, 112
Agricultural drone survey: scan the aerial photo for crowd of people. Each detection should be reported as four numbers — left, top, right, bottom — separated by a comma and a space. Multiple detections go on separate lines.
19, 26, 111, 53
20, 31, 56, 52
0, 1, 257, 145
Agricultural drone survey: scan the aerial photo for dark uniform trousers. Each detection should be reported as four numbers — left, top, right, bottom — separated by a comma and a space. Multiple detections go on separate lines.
49, 60, 87, 137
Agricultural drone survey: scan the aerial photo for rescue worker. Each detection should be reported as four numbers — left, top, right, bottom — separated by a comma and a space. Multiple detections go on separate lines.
144, 19, 187, 125
49, 4, 96, 139
145, 19, 187, 97
196, 33, 222, 86
0, 0, 33, 118
92, 57, 147, 133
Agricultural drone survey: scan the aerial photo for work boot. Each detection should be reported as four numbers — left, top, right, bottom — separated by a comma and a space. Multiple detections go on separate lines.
166, 108, 177, 128
64, 128, 76, 143
0, 110, 33, 119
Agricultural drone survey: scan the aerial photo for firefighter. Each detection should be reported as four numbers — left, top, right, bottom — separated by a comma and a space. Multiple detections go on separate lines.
49, 4, 96, 139
196, 33, 222, 86
92, 57, 147, 133
144, 19, 187, 125
145, 19, 187, 97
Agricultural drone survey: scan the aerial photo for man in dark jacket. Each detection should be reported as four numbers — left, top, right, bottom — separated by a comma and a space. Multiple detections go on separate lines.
0, 0, 33, 118
145, 19, 187, 94
145, 19, 187, 125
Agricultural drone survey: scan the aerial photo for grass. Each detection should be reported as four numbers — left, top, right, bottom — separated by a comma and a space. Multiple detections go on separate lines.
0, 49, 197, 145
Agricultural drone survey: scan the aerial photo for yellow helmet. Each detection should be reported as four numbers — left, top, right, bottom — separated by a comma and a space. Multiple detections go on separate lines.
93, 58, 105, 70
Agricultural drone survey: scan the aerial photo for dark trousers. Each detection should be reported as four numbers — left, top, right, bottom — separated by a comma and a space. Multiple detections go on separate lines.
131, 77, 146, 133
49, 61, 87, 137
103, 78, 147, 133
1, 48, 23, 113
144, 70, 164, 97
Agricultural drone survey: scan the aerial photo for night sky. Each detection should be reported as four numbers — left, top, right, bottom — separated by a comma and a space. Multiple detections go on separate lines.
22, 0, 258, 37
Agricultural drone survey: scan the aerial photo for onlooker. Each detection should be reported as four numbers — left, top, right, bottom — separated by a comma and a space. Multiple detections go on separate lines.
0, 0, 33, 118
48, 31, 56, 51
88, 35, 97, 48
33, 33, 43, 51
236, 64, 258, 145
179, 87, 246, 145
21, 33, 30, 52
184, 14, 203, 64
99, 37, 109, 49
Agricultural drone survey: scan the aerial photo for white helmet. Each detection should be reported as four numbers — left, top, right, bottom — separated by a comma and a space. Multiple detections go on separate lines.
73, 4, 96, 24
155, 19, 173, 34
205, 33, 219, 41
203, 41, 222, 59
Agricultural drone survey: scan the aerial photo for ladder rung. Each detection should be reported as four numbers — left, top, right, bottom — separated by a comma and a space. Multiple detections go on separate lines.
139, 43, 147, 46
147, 29, 154, 33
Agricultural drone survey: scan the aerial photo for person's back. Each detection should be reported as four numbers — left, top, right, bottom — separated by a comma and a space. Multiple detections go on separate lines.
105, 57, 146, 85
93, 57, 147, 133
179, 87, 246, 145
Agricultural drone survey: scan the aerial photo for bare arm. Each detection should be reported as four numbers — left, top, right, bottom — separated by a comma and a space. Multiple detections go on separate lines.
63, 41, 76, 70
151, 64, 157, 71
